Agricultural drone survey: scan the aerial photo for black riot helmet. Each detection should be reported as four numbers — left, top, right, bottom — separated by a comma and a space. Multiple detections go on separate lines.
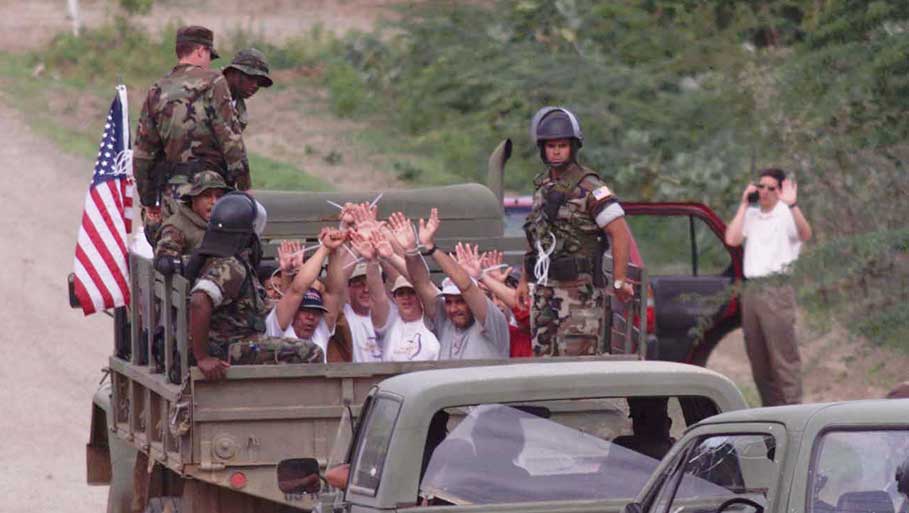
530, 106, 584, 167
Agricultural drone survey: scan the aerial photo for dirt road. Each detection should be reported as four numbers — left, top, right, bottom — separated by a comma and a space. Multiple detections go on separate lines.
0, 97, 109, 511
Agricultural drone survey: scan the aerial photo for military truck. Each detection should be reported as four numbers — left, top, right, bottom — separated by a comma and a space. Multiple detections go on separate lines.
274, 361, 748, 512
623, 398, 909, 513
82, 141, 746, 512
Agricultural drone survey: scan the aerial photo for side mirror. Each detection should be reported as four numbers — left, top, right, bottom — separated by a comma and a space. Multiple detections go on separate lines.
623, 502, 644, 513
277, 458, 322, 494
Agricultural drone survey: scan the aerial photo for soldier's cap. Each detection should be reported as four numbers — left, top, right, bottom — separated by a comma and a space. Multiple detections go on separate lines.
299, 288, 328, 313
349, 263, 368, 282
224, 48, 273, 87
391, 275, 415, 293
181, 170, 232, 201
176, 25, 220, 60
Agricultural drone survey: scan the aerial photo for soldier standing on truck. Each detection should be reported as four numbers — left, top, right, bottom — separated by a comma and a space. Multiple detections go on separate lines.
185, 192, 326, 380
516, 107, 634, 356
223, 48, 273, 132
133, 25, 250, 242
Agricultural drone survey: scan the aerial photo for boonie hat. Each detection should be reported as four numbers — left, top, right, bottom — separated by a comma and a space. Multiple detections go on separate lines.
224, 48, 273, 87
181, 170, 232, 201
391, 276, 415, 293
176, 25, 220, 59
299, 288, 328, 313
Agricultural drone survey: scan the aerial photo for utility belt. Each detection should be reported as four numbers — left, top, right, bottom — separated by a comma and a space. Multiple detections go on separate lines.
524, 253, 606, 286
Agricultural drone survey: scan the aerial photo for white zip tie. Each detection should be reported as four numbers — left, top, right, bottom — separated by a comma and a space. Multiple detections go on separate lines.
534, 233, 557, 287
326, 200, 345, 210
369, 192, 384, 209
480, 264, 509, 279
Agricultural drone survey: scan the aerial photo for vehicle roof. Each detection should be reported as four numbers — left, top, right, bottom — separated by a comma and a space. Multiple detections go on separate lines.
378, 360, 747, 412
696, 398, 909, 432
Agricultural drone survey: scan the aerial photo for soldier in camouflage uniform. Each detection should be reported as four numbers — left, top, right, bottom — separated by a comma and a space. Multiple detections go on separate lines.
187, 192, 323, 380
516, 107, 634, 356
223, 48, 274, 132
133, 25, 250, 239
153, 170, 232, 276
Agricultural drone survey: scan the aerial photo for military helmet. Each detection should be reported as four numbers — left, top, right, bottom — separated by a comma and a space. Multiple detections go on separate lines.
181, 170, 232, 201
530, 106, 584, 147
196, 192, 259, 258
224, 48, 273, 88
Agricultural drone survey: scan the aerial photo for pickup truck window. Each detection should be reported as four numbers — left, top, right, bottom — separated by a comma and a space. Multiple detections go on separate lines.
626, 215, 729, 276
650, 433, 778, 513
809, 429, 909, 513
419, 396, 710, 505
348, 396, 402, 497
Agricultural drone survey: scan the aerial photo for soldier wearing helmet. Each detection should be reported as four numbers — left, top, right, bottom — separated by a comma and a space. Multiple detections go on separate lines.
154, 170, 233, 274
185, 192, 330, 380
516, 107, 634, 356
223, 48, 274, 132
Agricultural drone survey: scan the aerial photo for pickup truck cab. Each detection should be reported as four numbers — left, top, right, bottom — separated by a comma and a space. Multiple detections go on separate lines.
626, 399, 909, 513
280, 360, 747, 513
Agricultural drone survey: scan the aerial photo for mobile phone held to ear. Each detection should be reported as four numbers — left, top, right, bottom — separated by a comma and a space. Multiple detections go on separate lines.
747, 190, 759, 204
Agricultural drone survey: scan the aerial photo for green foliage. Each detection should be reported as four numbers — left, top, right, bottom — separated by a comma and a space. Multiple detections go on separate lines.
120, 0, 154, 16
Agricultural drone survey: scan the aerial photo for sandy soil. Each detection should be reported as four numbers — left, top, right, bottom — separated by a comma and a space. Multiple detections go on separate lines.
0, 96, 110, 512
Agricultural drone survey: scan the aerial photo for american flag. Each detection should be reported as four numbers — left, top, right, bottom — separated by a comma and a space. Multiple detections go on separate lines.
72, 86, 135, 315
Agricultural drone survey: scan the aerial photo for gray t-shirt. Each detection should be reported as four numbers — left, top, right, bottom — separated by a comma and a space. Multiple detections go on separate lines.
432, 295, 509, 360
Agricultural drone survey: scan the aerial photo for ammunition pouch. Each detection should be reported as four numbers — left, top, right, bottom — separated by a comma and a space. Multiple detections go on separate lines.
524, 253, 606, 286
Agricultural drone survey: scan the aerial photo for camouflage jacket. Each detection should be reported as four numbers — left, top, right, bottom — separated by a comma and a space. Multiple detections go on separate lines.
524, 162, 618, 260
154, 203, 208, 258
191, 254, 269, 347
133, 64, 249, 207
234, 97, 248, 132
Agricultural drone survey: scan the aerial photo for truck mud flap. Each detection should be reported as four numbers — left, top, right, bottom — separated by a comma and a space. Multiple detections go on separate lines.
87, 401, 112, 485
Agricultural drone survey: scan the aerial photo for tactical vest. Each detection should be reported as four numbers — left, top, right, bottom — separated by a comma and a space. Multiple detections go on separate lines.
524, 163, 608, 284
208, 256, 269, 351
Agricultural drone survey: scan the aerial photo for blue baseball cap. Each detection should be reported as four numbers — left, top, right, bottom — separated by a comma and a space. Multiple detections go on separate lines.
299, 288, 328, 312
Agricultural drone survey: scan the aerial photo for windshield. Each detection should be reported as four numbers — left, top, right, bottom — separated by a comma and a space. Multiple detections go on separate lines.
348, 395, 401, 496
810, 429, 909, 513
648, 433, 780, 513
420, 396, 707, 505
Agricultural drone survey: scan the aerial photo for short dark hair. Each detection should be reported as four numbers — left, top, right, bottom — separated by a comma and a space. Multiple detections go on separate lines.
759, 168, 786, 188
176, 41, 204, 59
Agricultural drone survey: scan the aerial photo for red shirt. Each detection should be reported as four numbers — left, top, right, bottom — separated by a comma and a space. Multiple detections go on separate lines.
509, 306, 532, 357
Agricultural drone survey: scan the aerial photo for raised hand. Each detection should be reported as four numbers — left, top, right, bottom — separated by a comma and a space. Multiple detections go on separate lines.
339, 202, 357, 229
418, 208, 440, 248
352, 202, 381, 238
320, 227, 347, 251
278, 240, 303, 274
370, 230, 395, 260
349, 230, 377, 261
454, 242, 482, 279
379, 225, 405, 256
481, 250, 511, 283
388, 212, 417, 251
779, 178, 798, 206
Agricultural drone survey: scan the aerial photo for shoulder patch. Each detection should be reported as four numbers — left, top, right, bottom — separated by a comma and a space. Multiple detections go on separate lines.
591, 185, 613, 201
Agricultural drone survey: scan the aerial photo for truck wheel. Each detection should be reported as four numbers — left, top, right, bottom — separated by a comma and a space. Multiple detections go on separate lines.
144, 497, 182, 513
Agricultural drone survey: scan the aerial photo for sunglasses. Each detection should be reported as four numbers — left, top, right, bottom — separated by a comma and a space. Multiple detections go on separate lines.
755, 184, 777, 192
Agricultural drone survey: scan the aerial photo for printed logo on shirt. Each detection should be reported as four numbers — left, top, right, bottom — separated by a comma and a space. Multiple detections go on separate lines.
392, 333, 423, 361
362, 336, 382, 359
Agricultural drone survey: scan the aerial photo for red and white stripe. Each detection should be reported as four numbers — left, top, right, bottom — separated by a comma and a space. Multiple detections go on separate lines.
73, 175, 133, 315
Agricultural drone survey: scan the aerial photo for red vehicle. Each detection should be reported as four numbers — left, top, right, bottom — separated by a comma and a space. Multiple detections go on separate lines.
503, 196, 743, 366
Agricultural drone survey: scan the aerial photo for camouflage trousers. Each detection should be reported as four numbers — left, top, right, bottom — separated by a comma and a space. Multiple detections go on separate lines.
531, 280, 606, 356
215, 336, 324, 365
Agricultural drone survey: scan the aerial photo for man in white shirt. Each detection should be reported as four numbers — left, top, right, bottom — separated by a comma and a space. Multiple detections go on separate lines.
342, 263, 383, 362
725, 168, 812, 406
265, 228, 346, 362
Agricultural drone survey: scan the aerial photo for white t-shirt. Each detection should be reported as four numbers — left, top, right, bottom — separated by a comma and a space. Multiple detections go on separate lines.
264, 308, 332, 363
376, 305, 440, 362
343, 303, 383, 362
742, 201, 802, 278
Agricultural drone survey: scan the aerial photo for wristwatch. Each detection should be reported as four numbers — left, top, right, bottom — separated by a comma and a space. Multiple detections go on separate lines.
613, 279, 625, 290
419, 244, 437, 257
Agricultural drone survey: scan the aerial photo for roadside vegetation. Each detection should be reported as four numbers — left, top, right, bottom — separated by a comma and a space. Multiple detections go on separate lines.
6, 0, 909, 348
